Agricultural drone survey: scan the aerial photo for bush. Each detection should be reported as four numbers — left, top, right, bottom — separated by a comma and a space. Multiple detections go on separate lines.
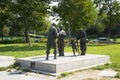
92, 63, 111, 70
58, 72, 73, 78
0, 67, 7, 71
115, 72, 120, 78
0, 39, 26, 44
39, 38, 47, 43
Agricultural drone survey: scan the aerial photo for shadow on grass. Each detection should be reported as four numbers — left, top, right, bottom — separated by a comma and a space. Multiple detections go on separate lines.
0, 45, 46, 52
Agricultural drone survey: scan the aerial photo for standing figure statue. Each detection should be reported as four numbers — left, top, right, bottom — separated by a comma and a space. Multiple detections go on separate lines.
76, 28, 88, 55
70, 39, 77, 56
58, 24, 66, 56
46, 23, 58, 60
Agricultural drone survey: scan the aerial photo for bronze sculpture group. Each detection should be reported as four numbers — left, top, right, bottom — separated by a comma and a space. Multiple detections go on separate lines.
46, 23, 88, 60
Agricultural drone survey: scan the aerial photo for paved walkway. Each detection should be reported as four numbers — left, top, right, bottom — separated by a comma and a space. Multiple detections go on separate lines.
0, 56, 14, 67
0, 71, 52, 80
0, 69, 119, 80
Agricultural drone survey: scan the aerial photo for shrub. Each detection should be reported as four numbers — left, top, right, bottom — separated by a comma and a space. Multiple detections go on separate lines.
0, 67, 7, 71
0, 39, 26, 44
39, 38, 47, 43
58, 72, 73, 78
115, 72, 120, 78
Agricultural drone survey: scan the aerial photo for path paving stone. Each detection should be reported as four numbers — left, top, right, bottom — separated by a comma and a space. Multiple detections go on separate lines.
0, 56, 14, 67
0, 71, 49, 80
98, 69, 117, 77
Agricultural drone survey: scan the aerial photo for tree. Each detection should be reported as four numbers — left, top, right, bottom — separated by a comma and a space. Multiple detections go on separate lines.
53, 0, 97, 41
54, 0, 98, 30
94, 0, 120, 43
0, 0, 12, 40
11, 0, 50, 46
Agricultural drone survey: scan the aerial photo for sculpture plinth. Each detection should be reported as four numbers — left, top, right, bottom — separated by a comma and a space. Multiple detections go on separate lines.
16, 53, 110, 76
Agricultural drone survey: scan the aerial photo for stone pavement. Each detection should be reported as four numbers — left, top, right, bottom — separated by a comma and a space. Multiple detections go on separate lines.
0, 71, 55, 80
0, 69, 118, 80
0, 56, 14, 67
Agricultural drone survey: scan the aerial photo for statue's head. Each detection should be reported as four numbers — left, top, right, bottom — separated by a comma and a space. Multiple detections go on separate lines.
59, 24, 63, 30
52, 23, 56, 27
79, 28, 83, 32
79, 28, 83, 31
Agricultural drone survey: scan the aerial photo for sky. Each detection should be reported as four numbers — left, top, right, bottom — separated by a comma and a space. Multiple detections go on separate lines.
48, 2, 59, 24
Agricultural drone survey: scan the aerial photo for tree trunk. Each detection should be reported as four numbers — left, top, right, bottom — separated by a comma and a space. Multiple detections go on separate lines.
68, 26, 71, 44
67, 21, 71, 45
25, 20, 31, 46
108, 3, 112, 45
1, 29, 3, 40
108, 28, 111, 45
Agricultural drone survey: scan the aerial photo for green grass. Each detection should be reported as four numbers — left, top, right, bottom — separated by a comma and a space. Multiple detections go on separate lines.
58, 72, 73, 78
0, 43, 46, 58
86, 44, 120, 71
116, 38, 120, 42
0, 43, 120, 72
115, 72, 120, 78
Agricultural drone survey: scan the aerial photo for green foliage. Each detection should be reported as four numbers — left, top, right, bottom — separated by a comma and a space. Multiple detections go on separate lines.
53, 0, 97, 31
115, 72, 120, 78
83, 78, 95, 80
13, 62, 20, 67
11, 0, 50, 32
0, 0, 13, 38
9, 0, 51, 45
0, 39, 26, 44
116, 38, 120, 42
2, 25, 10, 36
21, 68, 31, 72
14, 67, 31, 72
40, 38, 47, 43
110, 63, 120, 72
58, 72, 73, 78
93, 0, 120, 31
92, 63, 111, 70
0, 67, 7, 71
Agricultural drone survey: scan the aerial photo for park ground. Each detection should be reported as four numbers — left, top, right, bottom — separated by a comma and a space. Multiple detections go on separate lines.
0, 42, 120, 80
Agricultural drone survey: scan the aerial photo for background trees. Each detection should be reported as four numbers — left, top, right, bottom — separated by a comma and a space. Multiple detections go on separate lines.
0, 0, 13, 40
11, 0, 50, 45
53, 0, 98, 31
93, 0, 120, 42
0, 0, 120, 44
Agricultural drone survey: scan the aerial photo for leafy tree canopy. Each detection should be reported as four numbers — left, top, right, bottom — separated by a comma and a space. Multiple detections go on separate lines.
53, 0, 98, 31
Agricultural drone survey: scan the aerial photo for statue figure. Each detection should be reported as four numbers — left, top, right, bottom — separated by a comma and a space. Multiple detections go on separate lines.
76, 28, 88, 55
70, 39, 77, 56
58, 24, 66, 56
46, 23, 58, 60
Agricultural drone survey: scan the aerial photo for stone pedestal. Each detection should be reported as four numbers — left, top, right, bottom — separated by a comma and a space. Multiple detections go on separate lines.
16, 53, 110, 76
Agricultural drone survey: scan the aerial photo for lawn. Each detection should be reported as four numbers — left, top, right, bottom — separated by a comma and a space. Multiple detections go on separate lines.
0, 43, 120, 72
0, 43, 46, 58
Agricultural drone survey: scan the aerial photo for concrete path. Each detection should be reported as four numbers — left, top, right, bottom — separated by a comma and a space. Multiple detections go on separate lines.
0, 56, 14, 67
0, 71, 46, 80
